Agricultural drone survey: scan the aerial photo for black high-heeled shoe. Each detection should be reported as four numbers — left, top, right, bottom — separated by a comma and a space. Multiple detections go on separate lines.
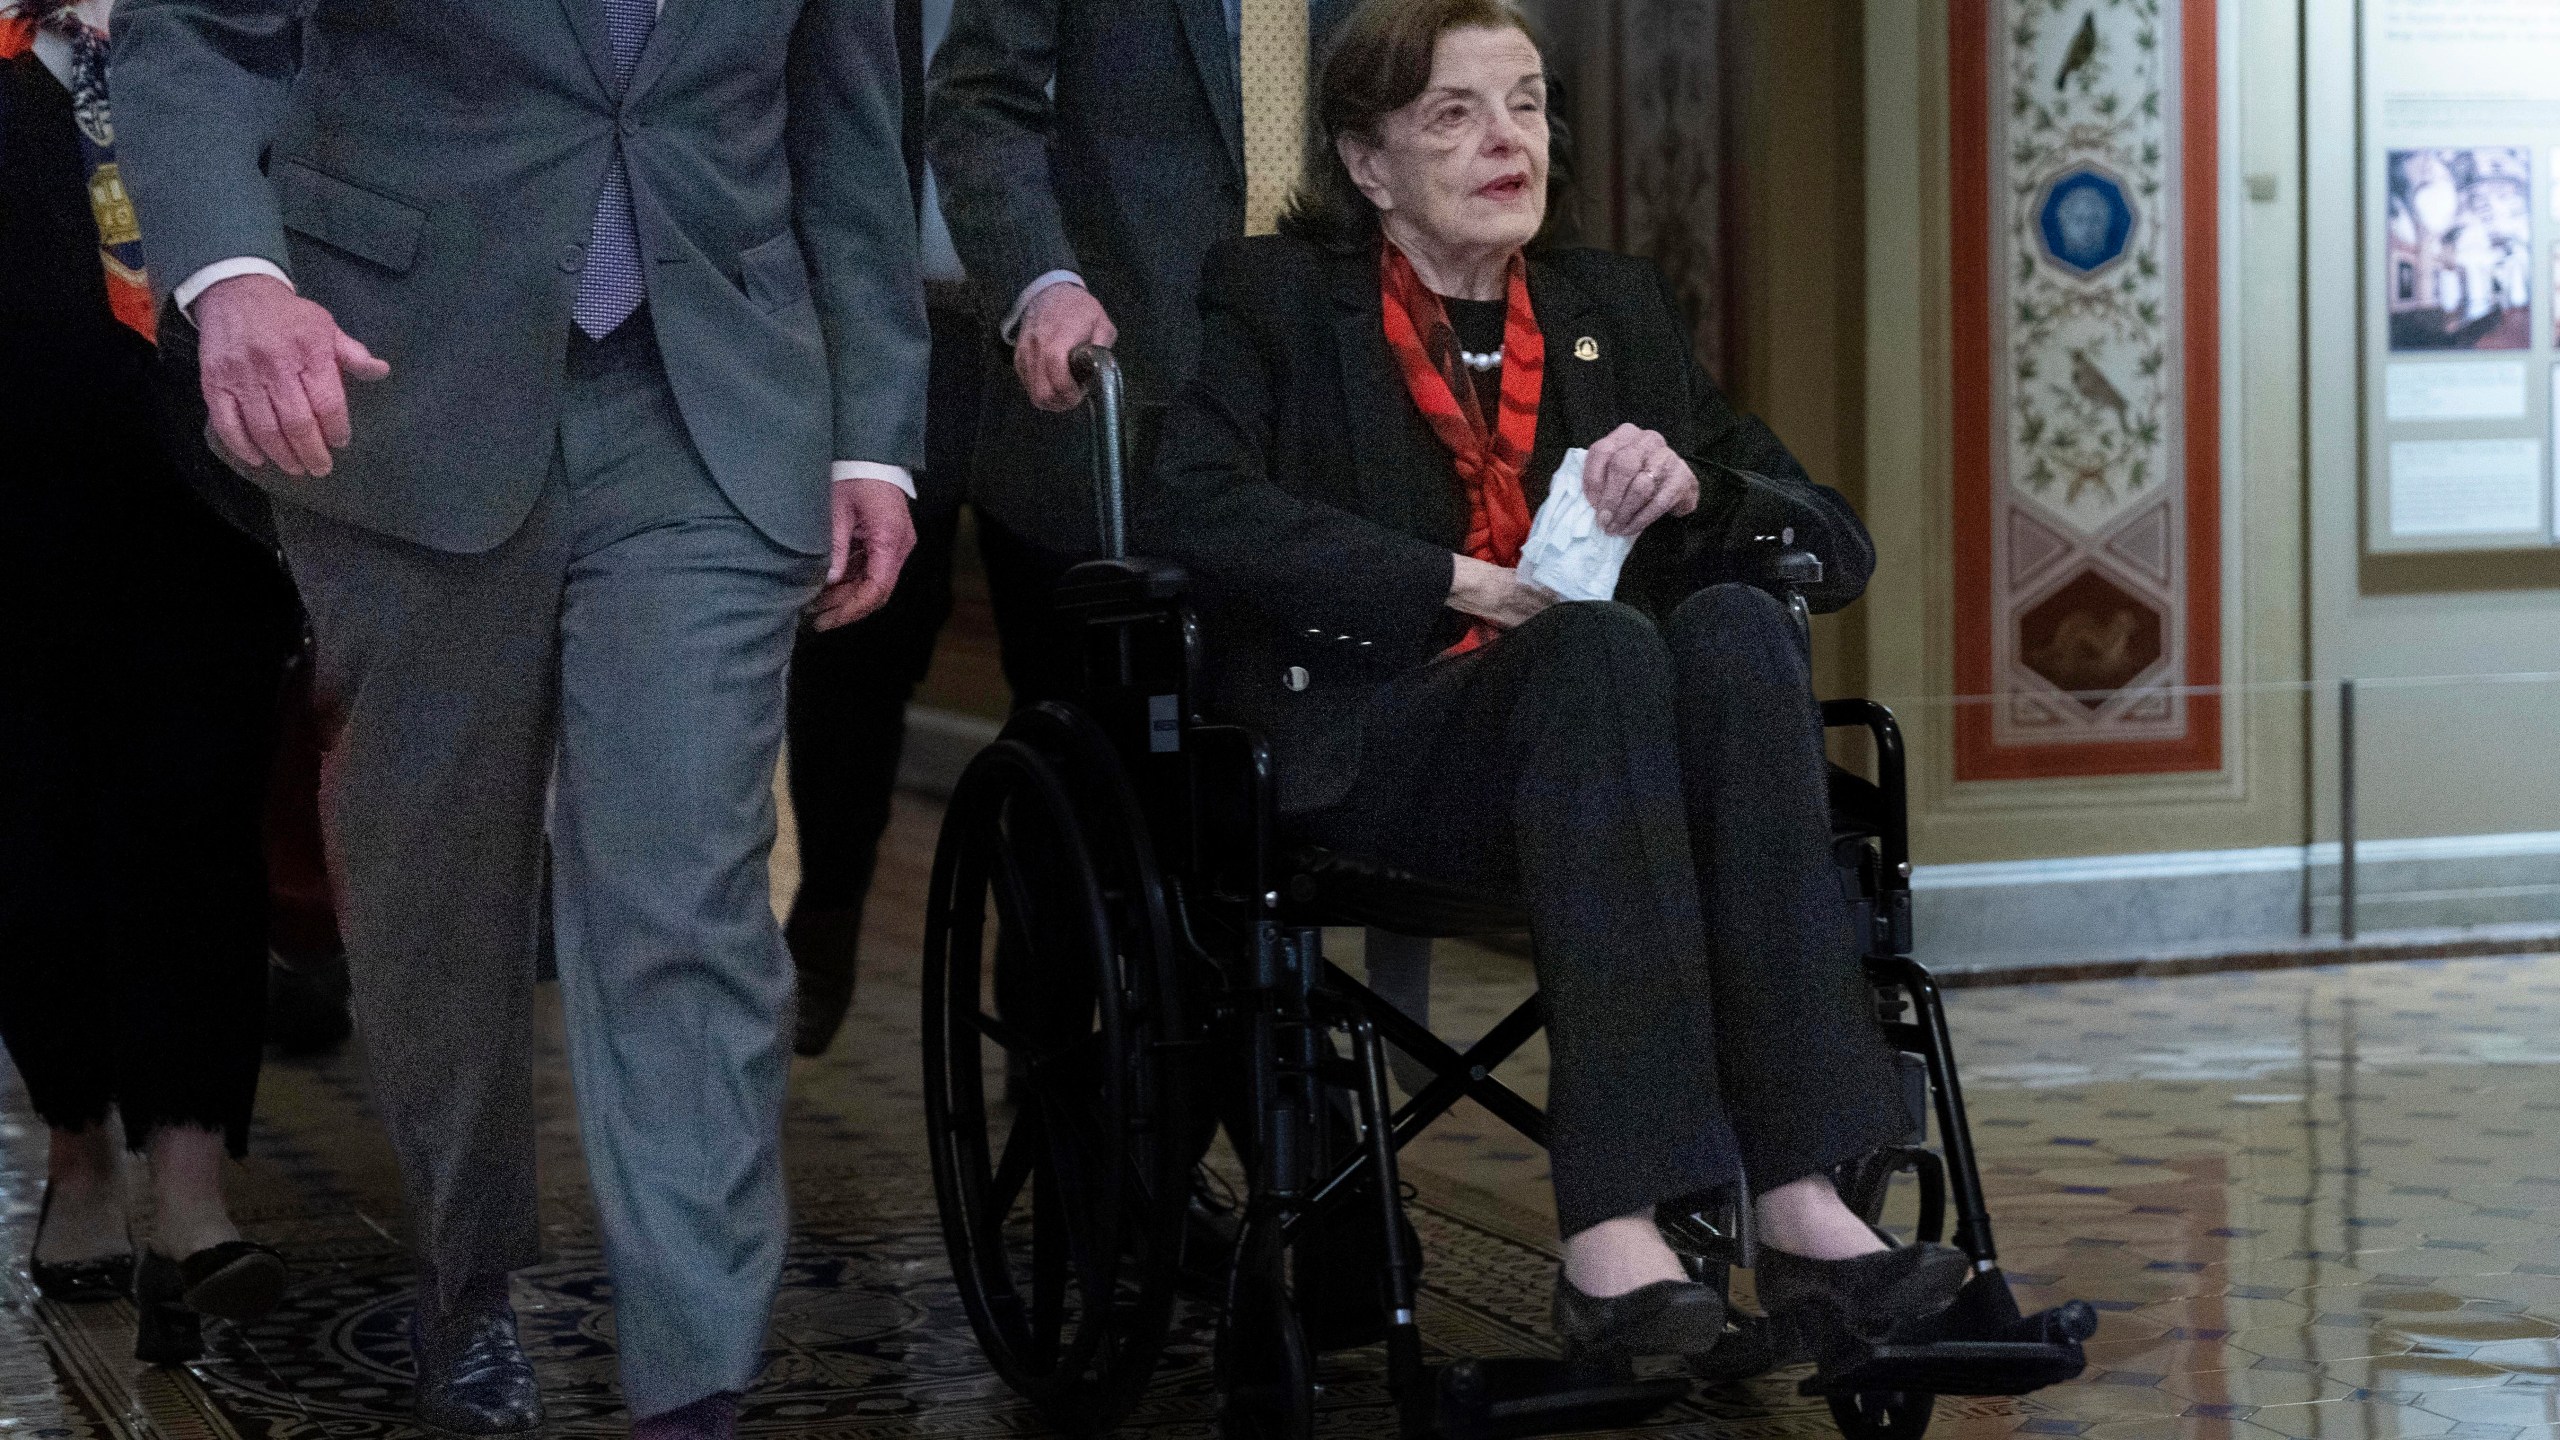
176, 1240, 288, 1322
133, 1251, 203, 1365
27, 1181, 134, 1304
132, 1241, 289, 1367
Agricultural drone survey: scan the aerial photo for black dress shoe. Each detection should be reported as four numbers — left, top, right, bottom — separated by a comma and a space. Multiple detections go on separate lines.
28, 1182, 133, 1304
412, 1294, 544, 1436
787, 906, 863, 1057
1552, 1275, 1729, 1366
133, 1251, 203, 1365
1754, 1242, 1972, 1365
178, 1240, 288, 1322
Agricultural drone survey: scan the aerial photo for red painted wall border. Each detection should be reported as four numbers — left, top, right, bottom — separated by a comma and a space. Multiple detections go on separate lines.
1948, 0, 2225, 781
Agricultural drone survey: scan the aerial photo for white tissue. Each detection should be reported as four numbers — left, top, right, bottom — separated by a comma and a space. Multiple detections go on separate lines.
1516, 448, 1637, 604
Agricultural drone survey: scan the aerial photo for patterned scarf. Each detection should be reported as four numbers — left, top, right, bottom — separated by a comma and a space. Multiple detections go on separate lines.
1377, 238, 1542, 652
3, 0, 155, 341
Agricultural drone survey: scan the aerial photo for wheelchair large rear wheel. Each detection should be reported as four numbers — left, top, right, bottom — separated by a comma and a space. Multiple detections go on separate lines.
922, 705, 1195, 1435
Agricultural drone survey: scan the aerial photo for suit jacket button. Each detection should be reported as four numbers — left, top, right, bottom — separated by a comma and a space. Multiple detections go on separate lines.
559, 243, 586, 273
1284, 666, 1310, 692
618, 114, 640, 139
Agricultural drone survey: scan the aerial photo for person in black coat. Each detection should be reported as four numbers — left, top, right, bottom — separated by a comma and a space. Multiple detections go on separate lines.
0, 0, 294, 1362
1141, 0, 1965, 1368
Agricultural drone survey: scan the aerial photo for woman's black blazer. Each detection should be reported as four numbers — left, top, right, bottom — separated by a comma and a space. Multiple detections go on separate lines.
1141, 232, 1875, 813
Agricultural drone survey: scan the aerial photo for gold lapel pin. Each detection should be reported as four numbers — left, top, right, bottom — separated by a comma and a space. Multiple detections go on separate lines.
1574, 336, 1600, 362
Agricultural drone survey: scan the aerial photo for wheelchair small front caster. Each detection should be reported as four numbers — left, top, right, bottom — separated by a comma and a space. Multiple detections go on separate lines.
1828, 1389, 1936, 1440
1217, 1218, 1314, 1440
1217, 1308, 1312, 1440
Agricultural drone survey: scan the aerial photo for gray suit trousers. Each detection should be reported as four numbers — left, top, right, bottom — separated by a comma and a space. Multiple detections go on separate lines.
276, 320, 823, 1418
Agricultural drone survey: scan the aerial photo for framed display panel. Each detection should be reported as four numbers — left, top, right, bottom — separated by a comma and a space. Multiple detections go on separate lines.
2361, 1, 2560, 553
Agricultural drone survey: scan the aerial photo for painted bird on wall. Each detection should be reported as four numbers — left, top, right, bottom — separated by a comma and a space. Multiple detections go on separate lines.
2070, 348, 2129, 425
2056, 12, 2098, 91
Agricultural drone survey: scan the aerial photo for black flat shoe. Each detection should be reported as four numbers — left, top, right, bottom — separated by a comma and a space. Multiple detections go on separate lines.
1755, 1242, 1972, 1363
1552, 1275, 1729, 1366
178, 1240, 288, 1322
28, 1181, 133, 1304
412, 1292, 544, 1436
133, 1251, 204, 1365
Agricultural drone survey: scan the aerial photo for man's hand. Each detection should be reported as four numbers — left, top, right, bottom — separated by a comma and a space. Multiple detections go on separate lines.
193, 274, 391, 478
1581, 423, 1701, 537
809, 477, 918, 631
1015, 281, 1116, 412
1448, 554, 1558, 632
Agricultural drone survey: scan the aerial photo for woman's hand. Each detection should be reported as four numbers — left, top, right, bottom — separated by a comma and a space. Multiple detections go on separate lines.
1449, 554, 1557, 631
1582, 423, 1701, 537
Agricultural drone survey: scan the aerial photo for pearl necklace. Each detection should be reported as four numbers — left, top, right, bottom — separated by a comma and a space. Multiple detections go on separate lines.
1457, 347, 1502, 372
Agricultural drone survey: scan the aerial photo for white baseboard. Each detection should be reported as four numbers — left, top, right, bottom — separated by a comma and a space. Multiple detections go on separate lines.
1915, 831, 2560, 969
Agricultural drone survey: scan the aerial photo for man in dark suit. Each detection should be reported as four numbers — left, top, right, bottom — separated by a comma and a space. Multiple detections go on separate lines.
781, 0, 1076, 1059
108, 3, 928, 1435
928, 0, 1353, 544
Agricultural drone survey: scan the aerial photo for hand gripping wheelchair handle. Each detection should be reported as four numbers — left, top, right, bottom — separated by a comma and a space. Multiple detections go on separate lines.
1057, 344, 1190, 613
1069, 343, 1130, 560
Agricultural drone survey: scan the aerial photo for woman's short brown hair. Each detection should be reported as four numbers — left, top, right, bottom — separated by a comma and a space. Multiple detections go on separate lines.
1277, 0, 1556, 253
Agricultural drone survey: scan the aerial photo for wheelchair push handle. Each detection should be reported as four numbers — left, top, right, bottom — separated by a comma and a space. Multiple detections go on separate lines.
1069, 344, 1129, 560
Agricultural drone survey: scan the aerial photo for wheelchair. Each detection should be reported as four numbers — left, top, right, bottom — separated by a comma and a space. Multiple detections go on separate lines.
919, 349, 2095, 1440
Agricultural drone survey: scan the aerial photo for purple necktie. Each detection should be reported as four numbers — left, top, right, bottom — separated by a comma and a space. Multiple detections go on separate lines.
571, 0, 656, 339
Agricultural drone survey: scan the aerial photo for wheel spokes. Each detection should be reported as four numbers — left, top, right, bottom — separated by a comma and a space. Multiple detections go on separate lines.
987, 1105, 1042, 1226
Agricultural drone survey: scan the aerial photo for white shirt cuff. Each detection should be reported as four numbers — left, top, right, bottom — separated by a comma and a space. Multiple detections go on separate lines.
832, 461, 916, 499
176, 258, 294, 316
1001, 270, 1087, 344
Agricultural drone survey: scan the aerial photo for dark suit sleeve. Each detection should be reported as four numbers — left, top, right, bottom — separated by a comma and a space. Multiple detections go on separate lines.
926, 0, 1080, 322
789, 0, 932, 469
1142, 246, 1456, 655
108, 0, 303, 311
1656, 268, 1875, 613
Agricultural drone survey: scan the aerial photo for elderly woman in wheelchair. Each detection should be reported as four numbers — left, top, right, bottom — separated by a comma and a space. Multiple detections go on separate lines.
919, 2, 2095, 1434
1139, 0, 1966, 1372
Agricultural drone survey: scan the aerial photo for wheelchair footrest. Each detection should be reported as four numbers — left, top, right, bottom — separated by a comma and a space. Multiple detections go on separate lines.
1798, 1338, 2089, 1399
1797, 1270, 2099, 1400
1431, 1357, 1689, 1440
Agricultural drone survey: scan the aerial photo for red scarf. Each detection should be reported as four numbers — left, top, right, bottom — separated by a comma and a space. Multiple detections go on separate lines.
1378, 240, 1542, 653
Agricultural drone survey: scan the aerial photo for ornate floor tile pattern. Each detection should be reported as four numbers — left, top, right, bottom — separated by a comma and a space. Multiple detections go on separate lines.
5, 797, 2560, 1437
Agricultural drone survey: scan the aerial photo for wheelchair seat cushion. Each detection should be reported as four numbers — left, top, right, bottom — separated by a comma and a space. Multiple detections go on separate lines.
1282, 845, 1531, 938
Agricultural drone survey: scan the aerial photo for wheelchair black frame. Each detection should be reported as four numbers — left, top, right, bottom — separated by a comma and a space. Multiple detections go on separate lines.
922, 349, 2023, 1440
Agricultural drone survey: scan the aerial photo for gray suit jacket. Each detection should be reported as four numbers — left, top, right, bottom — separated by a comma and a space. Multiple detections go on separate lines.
925, 0, 1350, 548
110, 0, 930, 557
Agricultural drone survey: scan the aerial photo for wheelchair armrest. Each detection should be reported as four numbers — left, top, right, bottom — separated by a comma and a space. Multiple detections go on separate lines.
1735, 530, 1820, 656
1050, 557, 1191, 616
1739, 529, 1825, 596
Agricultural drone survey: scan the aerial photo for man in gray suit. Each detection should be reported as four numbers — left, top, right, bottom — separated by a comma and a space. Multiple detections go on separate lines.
108, 3, 926, 1436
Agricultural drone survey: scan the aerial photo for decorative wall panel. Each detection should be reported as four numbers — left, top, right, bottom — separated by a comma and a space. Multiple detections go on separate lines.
1950, 0, 2223, 780
1609, 0, 1727, 380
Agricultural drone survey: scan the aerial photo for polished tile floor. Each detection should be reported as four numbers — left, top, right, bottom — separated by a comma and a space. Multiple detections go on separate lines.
7, 796, 2560, 1438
